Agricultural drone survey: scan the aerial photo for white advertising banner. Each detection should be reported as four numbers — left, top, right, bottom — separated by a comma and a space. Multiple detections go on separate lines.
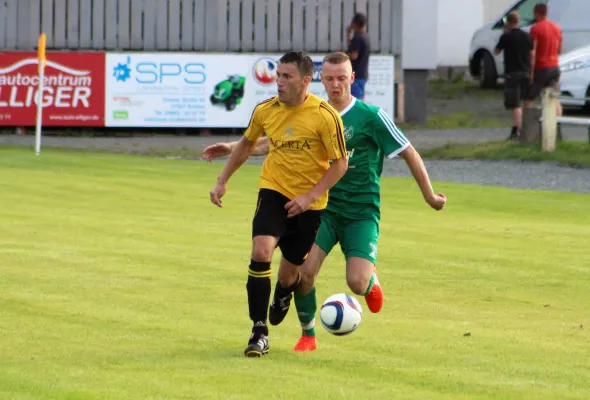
105, 53, 395, 128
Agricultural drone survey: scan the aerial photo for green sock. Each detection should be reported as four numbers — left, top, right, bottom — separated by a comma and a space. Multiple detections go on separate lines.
362, 274, 375, 296
294, 287, 317, 337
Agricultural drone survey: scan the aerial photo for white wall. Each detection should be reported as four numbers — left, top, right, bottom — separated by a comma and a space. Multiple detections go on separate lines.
437, 0, 484, 67
402, 0, 438, 69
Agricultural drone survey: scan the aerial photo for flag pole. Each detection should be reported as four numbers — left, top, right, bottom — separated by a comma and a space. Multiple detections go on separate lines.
35, 33, 47, 156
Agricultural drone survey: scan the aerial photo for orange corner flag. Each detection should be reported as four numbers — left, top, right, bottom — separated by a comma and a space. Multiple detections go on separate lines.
38, 33, 47, 73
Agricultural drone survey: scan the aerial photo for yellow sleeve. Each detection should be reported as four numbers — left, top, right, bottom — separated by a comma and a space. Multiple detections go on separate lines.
318, 103, 347, 160
244, 105, 265, 142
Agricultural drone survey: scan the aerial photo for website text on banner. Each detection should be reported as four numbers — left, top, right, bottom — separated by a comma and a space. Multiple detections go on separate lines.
0, 52, 105, 127
105, 53, 395, 128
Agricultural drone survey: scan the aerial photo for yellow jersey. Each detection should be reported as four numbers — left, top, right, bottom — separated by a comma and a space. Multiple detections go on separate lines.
244, 94, 346, 210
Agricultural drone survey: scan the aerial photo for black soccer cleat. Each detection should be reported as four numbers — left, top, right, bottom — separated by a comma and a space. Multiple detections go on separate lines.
269, 292, 293, 326
244, 332, 269, 358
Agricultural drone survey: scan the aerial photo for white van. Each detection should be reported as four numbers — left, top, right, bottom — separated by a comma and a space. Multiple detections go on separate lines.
469, 0, 590, 88
559, 44, 590, 110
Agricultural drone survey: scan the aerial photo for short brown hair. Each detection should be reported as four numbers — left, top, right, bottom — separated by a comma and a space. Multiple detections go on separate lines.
534, 3, 548, 16
323, 52, 350, 65
506, 11, 519, 25
352, 12, 367, 28
279, 51, 314, 78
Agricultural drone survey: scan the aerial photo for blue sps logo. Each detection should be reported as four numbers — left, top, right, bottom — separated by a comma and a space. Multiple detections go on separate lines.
312, 62, 323, 82
113, 57, 132, 82
112, 56, 206, 84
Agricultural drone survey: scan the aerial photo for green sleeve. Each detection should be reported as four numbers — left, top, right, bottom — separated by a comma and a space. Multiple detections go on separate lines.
373, 108, 410, 158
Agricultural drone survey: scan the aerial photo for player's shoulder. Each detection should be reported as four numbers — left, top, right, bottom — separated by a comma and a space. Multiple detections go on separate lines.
253, 95, 280, 114
354, 100, 398, 131
314, 96, 341, 121
351, 98, 384, 119
306, 93, 334, 111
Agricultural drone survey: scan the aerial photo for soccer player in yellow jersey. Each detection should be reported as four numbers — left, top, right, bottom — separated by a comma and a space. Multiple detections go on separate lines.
209, 52, 348, 357
206, 52, 446, 353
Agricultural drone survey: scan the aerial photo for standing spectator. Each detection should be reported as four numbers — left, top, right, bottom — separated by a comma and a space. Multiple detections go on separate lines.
524, 3, 563, 116
494, 11, 534, 140
346, 13, 371, 101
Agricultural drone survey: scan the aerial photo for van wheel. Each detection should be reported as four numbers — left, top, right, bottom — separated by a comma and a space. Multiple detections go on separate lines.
479, 51, 497, 89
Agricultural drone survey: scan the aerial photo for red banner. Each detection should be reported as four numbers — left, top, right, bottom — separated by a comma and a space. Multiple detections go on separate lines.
0, 52, 105, 127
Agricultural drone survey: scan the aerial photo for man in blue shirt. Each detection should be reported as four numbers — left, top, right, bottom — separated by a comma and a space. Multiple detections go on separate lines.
346, 13, 371, 101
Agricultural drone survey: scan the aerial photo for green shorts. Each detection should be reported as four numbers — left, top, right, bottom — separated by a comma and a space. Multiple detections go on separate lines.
314, 210, 380, 264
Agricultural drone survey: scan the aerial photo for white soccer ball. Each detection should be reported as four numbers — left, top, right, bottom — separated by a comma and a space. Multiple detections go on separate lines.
320, 293, 363, 335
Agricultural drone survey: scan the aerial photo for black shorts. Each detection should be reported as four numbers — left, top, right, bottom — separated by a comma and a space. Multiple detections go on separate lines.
525, 67, 560, 100
252, 189, 323, 266
504, 72, 530, 109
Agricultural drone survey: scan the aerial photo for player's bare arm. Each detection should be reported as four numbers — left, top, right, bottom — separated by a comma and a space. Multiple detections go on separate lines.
398, 145, 446, 211
285, 156, 348, 218
209, 136, 256, 207
202, 137, 270, 161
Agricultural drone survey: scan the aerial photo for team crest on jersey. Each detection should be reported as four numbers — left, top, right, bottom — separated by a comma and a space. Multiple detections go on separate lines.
284, 125, 293, 137
344, 126, 354, 141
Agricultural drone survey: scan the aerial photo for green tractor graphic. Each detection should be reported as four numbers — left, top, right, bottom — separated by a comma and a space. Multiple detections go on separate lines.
210, 75, 246, 111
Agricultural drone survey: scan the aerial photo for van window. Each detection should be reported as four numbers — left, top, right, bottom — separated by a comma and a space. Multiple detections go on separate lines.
496, 0, 549, 28
512, 0, 549, 26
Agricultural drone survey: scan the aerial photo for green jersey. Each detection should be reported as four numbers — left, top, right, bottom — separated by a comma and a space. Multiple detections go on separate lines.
326, 98, 409, 221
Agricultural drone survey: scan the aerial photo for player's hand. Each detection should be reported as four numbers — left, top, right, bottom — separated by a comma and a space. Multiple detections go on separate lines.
210, 183, 226, 207
285, 194, 314, 218
426, 193, 446, 211
202, 143, 232, 162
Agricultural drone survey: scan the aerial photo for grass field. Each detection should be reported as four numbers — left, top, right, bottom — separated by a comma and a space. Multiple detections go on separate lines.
1, 146, 589, 400
421, 141, 590, 167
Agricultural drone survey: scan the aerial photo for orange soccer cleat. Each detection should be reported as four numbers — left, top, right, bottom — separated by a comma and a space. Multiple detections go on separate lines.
293, 335, 317, 352
364, 269, 383, 313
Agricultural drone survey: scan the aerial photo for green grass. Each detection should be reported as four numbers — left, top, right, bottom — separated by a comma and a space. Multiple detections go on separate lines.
399, 110, 509, 131
397, 78, 508, 130
1, 147, 589, 400
428, 78, 502, 101
422, 141, 590, 167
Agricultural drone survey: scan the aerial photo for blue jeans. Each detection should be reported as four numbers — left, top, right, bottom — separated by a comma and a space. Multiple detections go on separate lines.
351, 79, 367, 99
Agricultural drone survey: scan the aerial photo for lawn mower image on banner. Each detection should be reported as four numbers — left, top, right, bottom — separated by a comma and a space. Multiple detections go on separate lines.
209, 75, 246, 111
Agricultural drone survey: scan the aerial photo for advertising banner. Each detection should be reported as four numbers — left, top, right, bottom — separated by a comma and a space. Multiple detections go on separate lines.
0, 52, 105, 126
105, 52, 394, 128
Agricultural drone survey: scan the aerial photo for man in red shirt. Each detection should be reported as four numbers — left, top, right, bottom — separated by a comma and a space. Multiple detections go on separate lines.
524, 3, 563, 116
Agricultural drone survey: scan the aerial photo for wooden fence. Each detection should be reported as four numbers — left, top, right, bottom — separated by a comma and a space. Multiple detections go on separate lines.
0, 0, 401, 54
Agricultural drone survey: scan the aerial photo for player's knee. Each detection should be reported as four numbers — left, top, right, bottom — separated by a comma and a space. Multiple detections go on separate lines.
277, 263, 299, 287
347, 274, 369, 296
297, 266, 316, 293
251, 242, 274, 262
300, 267, 315, 286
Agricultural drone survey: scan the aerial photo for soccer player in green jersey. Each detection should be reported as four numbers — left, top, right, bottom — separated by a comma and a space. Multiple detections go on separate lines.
202, 52, 446, 352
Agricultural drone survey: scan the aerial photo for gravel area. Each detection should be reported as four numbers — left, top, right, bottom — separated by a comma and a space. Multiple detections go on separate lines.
2, 127, 589, 194
383, 158, 590, 194
1, 125, 587, 151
